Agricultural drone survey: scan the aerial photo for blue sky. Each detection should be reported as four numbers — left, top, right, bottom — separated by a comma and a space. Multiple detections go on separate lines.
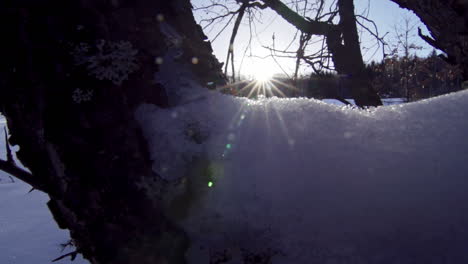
192, 0, 432, 79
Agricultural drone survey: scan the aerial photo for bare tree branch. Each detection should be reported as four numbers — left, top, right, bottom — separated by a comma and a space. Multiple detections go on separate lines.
355, 14, 388, 59
260, 0, 337, 35
4, 127, 15, 165
0, 159, 47, 192
225, 1, 249, 82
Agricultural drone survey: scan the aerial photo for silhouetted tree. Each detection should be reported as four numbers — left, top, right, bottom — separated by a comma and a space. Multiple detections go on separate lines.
196, 0, 384, 106
0, 1, 224, 263
390, 0, 468, 80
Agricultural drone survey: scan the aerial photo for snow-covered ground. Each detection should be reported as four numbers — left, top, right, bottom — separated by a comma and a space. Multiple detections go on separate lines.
1, 85, 467, 264
137, 83, 468, 263
322, 98, 406, 106
0, 117, 88, 264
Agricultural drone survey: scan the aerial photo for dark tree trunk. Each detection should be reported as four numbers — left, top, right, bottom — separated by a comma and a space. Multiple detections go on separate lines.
0, 1, 224, 263
262, 0, 382, 107
390, 0, 468, 80
327, 0, 383, 107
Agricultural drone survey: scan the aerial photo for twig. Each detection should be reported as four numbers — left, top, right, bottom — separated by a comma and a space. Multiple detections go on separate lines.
4, 127, 15, 165
4, 127, 15, 182
225, 1, 249, 82
52, 251, 78, 262
0, 159, 47, 192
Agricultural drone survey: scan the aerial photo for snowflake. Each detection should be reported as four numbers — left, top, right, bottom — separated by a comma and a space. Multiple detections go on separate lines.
72, 40, 139, 85
72, 88, 93, 103
71, 42, 91, 65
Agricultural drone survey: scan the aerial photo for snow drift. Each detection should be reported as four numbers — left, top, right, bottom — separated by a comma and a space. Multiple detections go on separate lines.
137, 83, 468, 263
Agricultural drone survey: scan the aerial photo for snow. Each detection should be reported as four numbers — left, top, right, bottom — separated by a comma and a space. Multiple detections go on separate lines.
2, 80, 467, 263
136, 82, 468, 263
322, 98, 406, 106
0, 117, 88, 264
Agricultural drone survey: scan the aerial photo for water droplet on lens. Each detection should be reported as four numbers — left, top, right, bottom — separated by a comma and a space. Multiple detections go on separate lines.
156, 14, 165, 22
155, 57, 164, 65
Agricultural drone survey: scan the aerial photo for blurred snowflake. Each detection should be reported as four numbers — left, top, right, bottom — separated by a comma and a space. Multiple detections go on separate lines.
72, 88, 93, 104
72, 40, 139, 85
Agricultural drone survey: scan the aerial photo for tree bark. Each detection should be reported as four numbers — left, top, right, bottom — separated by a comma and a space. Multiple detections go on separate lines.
0, 1, 224, 263
390, 0, 468, 80
333, 0, 383, 106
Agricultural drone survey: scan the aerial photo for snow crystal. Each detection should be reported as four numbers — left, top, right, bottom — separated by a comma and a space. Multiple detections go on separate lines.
136, 85, 468, 263
72, 40, 139, 85
72, 88, 93, 104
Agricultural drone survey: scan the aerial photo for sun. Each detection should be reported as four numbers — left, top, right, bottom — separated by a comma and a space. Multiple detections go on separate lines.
254, 69, 273, 82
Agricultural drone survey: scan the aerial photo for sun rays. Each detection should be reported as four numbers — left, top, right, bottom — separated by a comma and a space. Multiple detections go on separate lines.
209, 76, 300, 161
214, 76, 300, 99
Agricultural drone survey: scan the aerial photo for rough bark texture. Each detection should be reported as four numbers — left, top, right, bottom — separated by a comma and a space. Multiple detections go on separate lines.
0, 1, 224, 263
390, 0, 468, 79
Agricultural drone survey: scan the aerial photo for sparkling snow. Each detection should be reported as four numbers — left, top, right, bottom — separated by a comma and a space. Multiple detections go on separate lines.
137, 85, 468, 263
1, 82, 467, 263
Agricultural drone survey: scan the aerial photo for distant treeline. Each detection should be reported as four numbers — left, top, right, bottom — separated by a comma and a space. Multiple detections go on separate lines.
367, 50, 463, 100
229, 50, 464, 101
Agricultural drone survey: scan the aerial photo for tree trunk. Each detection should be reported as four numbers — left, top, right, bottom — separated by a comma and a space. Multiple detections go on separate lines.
0, 1, 224, 263
390, 0, 468, 80
326, 0, 383, 107
263, 0, 382, 106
